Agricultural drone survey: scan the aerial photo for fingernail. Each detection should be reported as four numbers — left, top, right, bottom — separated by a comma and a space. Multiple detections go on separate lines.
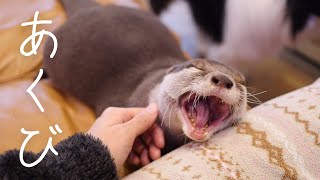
145, 103, 158, 114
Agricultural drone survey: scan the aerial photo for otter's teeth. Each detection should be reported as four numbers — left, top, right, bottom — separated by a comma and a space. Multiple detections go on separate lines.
190, 118, 195, 124
188, 107, 197, 124
188, 111, 195, 126
201, 124, 208, 132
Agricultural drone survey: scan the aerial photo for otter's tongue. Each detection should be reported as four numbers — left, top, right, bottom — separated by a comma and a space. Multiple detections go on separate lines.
194, 101, 210, 128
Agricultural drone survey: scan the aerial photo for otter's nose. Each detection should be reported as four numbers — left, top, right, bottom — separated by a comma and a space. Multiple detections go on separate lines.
211, 74, 234, 89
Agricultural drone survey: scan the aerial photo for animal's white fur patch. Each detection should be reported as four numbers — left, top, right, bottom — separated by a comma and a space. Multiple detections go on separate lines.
149, 63, 247, 141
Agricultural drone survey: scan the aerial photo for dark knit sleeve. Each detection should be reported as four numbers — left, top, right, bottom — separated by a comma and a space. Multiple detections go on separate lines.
0, 133, 118, 180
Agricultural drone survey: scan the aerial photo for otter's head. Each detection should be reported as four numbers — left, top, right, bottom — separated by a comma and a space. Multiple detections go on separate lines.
156, 59, 247, 142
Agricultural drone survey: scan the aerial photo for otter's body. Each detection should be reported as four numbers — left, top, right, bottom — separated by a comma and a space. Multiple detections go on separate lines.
44, 2, 185, 115
44, 0, 247, 153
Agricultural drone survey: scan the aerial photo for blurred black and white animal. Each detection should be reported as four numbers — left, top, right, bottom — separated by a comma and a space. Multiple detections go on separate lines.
150, 0, 320, 66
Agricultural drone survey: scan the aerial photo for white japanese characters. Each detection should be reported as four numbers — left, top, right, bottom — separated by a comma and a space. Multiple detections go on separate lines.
19, 11, 61, 168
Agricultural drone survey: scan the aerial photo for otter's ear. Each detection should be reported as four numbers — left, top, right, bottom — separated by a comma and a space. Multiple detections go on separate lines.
235, 72, 246, 86
166, 61, 194, 74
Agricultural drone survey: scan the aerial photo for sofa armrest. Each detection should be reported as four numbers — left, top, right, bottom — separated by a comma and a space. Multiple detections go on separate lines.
124, 78, 320, 180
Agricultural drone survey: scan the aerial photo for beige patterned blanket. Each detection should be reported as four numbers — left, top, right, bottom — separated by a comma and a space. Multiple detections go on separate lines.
124, 78, 320, 180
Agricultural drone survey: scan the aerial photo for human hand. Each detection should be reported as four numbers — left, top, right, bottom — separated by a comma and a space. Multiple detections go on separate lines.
87, 103, 165, 169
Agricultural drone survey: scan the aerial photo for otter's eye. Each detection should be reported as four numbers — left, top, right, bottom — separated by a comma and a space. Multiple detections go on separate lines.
234, 74, 246, 85
235, 77, 246, 86
167, 61, 205, 74
167, 62, 196, 74
238, 79, 246, 85
186, 63, 204, 71
185, 64, 194, 68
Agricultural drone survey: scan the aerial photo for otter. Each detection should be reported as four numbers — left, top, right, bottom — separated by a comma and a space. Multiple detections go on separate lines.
43, 0, 247, 153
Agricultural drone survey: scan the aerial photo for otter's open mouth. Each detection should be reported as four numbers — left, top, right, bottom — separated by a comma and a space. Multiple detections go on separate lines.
180, 93, 231, 141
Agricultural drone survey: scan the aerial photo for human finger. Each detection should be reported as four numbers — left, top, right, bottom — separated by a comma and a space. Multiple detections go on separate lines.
127, 151, 140, 166
149, 144, 161, 161
140, 149, 151, 166
124, 103, 158, 137
150, 124, 165, 149
100, 107, 144, 126
133, 138, 146, 155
